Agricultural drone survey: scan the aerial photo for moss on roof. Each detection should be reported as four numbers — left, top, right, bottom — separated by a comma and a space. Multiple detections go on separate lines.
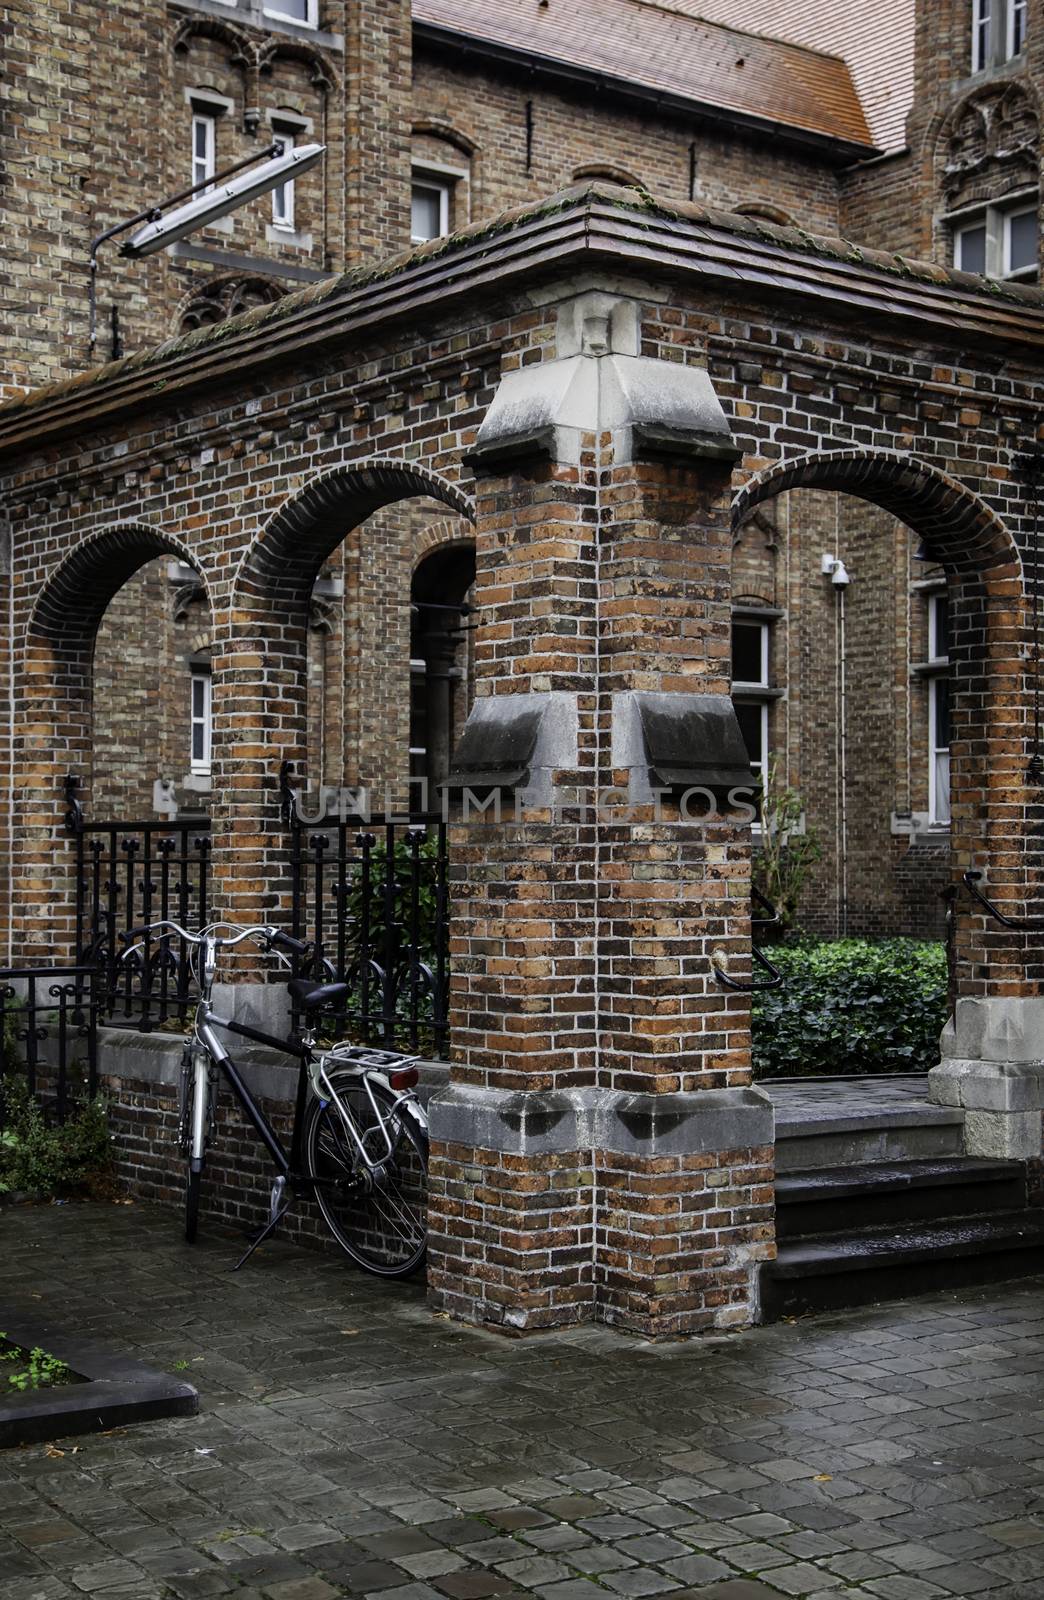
2, 181, 1041, 423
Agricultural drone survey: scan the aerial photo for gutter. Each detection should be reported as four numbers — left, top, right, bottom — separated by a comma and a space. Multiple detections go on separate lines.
413, 20, 879, 167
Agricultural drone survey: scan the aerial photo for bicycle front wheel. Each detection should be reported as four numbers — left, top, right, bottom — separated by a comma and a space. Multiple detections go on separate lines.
304, 1077, 428, 1278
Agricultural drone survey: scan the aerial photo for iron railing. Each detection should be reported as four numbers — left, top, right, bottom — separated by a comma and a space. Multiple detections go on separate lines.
63, 775, 451, 1050
289, 813, 450, 1056
70, 806, 211, 1029
0, 967, 99, 1127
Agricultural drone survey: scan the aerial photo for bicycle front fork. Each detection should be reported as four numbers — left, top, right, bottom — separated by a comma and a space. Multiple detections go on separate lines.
179, 1046, 214, 1165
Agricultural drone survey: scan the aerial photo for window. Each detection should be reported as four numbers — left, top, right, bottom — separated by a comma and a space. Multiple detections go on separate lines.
927, 595, 950, 825
1004, 205, 1037, 276
272, 129, 295, 230
972, 0, 1026, 69
190, 669, 212, 774
973, 0, 993, 70
954, 200, 1038, 281
731, 617, 772, 784
191, 112, 216, 192
263, 0, 318, 25
411, 178, 450, 243
955, 220, 987, 274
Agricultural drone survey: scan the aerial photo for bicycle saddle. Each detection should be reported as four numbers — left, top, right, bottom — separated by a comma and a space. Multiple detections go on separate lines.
287, 978, 349, 1012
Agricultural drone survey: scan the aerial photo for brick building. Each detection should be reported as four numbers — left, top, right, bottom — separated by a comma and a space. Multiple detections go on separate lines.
3, 0, 1044, 1333
5, 0, 1031, 940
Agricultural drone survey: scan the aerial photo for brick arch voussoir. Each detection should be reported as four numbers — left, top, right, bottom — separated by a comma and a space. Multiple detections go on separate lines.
234, 459, 475, 608
733, 450, 1019, 581
413, 515, 476, 570
28, 524, 210, 655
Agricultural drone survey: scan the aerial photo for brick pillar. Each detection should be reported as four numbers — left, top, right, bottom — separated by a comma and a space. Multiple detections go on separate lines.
427, 292, 774, 1336
208, 592, 310, 1031
9, 636, 90, 965
929, 557, 1044, 1159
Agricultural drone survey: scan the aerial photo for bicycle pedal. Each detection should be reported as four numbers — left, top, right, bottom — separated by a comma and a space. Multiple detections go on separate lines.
269, 1176, 286, 1224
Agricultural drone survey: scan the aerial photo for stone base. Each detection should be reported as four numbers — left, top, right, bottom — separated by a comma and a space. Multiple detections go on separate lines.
426, 1083, 775, 1337
929, 997, 1044, 1159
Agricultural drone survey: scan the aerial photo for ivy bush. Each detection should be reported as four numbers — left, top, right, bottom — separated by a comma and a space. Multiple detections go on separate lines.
751, 938, 949, 1080
0, 1077, 114, 1198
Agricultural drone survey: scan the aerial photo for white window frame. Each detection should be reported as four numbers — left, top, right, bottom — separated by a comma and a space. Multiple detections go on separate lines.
1008, 0, 1028, 56
271, 127, 296, 231
973, 0, 993, 70
734, 698, 770, 785
731, 616, 773, 786
953, 197, 1038, 282
731, 616, 771, 691
927, 595, 951, 826
1003, 204, 1038, 279
973, 0, 1026, 69
411, 176, 451, 244
191, 111, 216, 193
190, 668, 213, 775
263, 0, 318, 27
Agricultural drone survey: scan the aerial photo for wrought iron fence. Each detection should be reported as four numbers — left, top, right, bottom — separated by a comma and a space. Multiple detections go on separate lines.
70, 804, 211, 1030
289, 813, 450, 1056
0, 967, 99, 1127
63, 775, 451, 1052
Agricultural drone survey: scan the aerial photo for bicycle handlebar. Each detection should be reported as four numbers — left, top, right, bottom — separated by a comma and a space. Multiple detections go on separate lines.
118, 920, 309, 957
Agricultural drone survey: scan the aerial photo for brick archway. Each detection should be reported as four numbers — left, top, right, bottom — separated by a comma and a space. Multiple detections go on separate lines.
233, 459, 473, 605
216, 462, 474, 990
733, 449, 1020, 579
15, 523, 210, 961
28, 523, 210, 649
733, 448, 1031, 997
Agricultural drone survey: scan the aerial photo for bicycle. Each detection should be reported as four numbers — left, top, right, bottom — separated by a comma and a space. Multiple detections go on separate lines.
119, 919, 429, 1278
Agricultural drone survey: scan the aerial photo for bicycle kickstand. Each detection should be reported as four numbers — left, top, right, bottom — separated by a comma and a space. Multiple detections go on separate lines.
233, 1176, 295, 1271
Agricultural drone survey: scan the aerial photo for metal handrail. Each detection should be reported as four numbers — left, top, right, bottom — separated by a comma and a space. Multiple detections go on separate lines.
712, 888, 785, 993
961, 869, 1044, 933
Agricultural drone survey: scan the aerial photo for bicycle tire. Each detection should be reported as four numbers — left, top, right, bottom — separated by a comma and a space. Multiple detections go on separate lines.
304, 1076, 428, 1278
185, 1164, 202, 1243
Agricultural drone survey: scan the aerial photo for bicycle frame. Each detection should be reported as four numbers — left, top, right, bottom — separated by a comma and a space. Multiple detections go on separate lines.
127, 920, 422, 1193
197, 1004, 311, 1184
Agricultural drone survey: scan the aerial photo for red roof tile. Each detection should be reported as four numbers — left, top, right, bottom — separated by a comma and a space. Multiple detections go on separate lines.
687, 0, 914, 152
413, 0, 876, 151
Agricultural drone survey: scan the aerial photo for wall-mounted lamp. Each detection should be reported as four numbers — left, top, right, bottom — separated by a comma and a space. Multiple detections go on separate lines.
88, 141, 326, 359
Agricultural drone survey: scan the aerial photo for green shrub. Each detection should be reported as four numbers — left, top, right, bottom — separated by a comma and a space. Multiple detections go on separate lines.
0, 1078, 114, 1197
751, 938, 949, 1080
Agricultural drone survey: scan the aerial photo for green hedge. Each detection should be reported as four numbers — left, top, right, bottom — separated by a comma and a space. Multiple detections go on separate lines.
751, 938, 948, 1080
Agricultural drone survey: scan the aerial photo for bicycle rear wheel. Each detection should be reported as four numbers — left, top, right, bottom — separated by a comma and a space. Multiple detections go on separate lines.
304, 1076, 428, 1277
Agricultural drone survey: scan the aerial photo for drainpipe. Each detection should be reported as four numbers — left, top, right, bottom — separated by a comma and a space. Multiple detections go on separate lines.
822, 553, 851, 936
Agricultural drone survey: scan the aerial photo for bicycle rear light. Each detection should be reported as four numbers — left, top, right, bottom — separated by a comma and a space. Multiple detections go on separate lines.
388, 1065, 419, 1090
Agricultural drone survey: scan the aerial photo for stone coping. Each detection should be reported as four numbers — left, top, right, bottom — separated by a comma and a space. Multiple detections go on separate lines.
0, 1315, 197, 1448
97, 1027, 450, 1108
2, 182, 1043, 457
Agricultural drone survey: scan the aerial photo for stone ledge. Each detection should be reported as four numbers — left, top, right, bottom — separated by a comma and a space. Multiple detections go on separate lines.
98, 1028, 450, 1107
0, 1314, 198, 1448
428, 1082, 773, 1157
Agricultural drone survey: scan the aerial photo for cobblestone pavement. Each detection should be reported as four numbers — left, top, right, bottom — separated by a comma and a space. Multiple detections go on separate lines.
5, 1205, 1044, 1600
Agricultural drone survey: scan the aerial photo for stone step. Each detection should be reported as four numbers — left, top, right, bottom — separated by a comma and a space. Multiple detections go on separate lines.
761, 1209, 1044, 1321
772, 1082, 966, 1172
776, 1156, 1027, 1238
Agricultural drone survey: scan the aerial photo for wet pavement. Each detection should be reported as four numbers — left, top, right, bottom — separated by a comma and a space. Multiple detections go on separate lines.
5, 1202, 1044, 1600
